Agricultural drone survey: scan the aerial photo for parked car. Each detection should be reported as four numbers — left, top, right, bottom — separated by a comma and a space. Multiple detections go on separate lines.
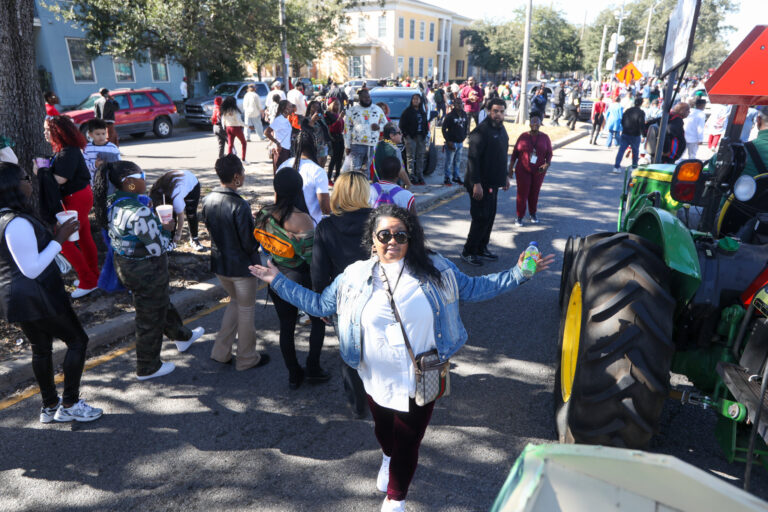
368, 87, 438, 176
65, 88, 179, 139
184, 81, 269, 127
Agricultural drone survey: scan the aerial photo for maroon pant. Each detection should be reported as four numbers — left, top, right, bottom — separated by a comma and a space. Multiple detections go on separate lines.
61, 185, 99, 289
226, 126, 246, 161
367, 395, 435, 501
515, 169, 547, 219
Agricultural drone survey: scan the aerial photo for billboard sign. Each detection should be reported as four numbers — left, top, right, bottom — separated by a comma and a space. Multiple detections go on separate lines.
661, 0, 702, 78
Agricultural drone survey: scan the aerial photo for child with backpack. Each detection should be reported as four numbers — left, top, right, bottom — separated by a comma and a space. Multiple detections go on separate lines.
369, 156, 415, 213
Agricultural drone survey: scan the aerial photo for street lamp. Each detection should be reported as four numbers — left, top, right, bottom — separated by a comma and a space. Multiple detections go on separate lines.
611, 0, 626, 73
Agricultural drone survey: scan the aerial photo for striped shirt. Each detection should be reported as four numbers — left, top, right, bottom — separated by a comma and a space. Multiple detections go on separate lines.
83, 142, 121, 182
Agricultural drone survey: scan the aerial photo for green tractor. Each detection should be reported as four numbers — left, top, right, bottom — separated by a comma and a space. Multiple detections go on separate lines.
555, 99, 768, 464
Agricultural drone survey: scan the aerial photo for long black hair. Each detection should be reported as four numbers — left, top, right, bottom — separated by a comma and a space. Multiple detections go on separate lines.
363, 204, 441, 283
293, 126, 318, 170
220, 96, 241, 116
0, 162, 34, 215
257, 167, 308, 228
93, 160, 143, 229
149, 170, 183, 209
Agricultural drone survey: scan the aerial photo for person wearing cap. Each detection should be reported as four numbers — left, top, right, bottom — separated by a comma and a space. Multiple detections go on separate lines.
683, 98, 707, 159
266, 81, 287, 112
93, 88, 120, 146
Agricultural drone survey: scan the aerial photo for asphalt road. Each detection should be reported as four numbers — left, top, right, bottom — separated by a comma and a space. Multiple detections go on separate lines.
1, 131, 767, 511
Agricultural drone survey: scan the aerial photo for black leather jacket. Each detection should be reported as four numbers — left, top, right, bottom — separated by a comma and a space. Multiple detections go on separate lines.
201, 187, 261, 277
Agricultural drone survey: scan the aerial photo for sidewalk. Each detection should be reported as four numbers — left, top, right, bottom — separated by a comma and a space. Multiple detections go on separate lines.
0, 125, 589, 396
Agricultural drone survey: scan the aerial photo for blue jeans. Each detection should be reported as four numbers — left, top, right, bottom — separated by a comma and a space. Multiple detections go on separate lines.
349, 144, 373, 173
443, 142, 463, 180
614, 134, 641, 168
606, 129, 621, 147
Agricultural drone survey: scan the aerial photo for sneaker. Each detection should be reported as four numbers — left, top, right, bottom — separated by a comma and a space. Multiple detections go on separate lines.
137, 361, 176, 381
381, 497, 406, 512
530, 214, 540, 224
53, 399, 103, 422
40, 398, 61, 424
479, 249, 499, 261
298, 311, 311, 325
377, 453, 391, 492
612, 167, 621, 174
460, 253, 483, 266
452, 177, 463, 185
175, 326, 205, 352
328, 180, 334, 187
443, 178, 452, 186
71, 287, 97, 299
190, 238, 206, 252
515, 218, 524, 227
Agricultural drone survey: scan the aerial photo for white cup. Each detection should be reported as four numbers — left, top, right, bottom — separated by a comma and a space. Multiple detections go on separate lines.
155, 204, 174, 224
55, 210, 79, 241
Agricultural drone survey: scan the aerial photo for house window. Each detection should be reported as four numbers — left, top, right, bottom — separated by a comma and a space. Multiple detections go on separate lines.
409, 19, 415, 40
397, 56, 404, 76
358, 16, 366, 38
428, 58, 433, 77
113, 57, 135, 82
65, 38, 96, 83
456, 59, 465, 77
150, 53, 169, 82
408, 57, 414, 77
379, 15, 387, 38
429, 23, 435, 42
418, 57, 424, 77
459, 32, 465, 47
398, 17, 404, 38
349, 56, 363, 77
419, 22, 425, 41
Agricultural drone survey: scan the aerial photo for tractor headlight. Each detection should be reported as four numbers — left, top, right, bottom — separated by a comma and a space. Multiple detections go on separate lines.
734, 175, 757, 202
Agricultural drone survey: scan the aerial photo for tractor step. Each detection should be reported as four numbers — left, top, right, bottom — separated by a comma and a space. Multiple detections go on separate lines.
717, 361, 768, 443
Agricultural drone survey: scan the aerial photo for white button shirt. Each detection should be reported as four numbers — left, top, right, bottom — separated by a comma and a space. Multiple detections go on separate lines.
359, 260, 437, 412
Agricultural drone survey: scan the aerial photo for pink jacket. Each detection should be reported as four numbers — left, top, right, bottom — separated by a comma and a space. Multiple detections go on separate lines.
460, 85, 484, 113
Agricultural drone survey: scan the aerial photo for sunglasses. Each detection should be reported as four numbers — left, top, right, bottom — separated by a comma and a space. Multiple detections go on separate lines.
376, 230, 410, 245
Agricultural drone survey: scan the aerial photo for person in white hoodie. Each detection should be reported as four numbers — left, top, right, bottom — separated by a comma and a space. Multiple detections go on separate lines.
684, 98, 707, 159
242, 85, 265, 142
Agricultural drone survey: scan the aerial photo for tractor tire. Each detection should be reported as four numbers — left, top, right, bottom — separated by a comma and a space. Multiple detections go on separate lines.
554, 232, 675, 448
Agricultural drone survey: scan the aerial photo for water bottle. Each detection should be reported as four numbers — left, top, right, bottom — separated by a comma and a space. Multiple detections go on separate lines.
521, 242, 539, 278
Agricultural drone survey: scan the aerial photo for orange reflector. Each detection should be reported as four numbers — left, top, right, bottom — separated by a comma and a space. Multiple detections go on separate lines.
677, 162, 702, 182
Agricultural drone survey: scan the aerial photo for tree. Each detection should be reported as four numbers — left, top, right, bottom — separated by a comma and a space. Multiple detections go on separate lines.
464, 21, 524, 74
0, 0, 48, 178
45, 0, 253, 98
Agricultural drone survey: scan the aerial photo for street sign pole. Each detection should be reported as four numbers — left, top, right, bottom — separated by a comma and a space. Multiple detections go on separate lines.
653, 68, 677, 164
279, 0, 290, 91
597, 24, 608, 84
518, 0, 533, 124
612, 0, 626, 76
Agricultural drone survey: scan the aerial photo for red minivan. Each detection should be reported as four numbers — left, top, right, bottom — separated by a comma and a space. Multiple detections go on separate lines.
65, 88, 180, 139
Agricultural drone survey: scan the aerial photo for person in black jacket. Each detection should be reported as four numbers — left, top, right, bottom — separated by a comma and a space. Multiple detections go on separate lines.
399, 94, 430, 185
613, 97, 646, 172
0, 162, 103, 423
662, 102, 689, 164
461, 98, 510, 267
551, 82, 566, 126
310, 171, 372, 418
441, 98, 468, 185
201, 155, 270, 371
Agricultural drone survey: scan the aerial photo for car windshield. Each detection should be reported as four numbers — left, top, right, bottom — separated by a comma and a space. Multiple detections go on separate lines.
74, 94, 99, 110
209, 83, 240, 96
369, 93, 416, 120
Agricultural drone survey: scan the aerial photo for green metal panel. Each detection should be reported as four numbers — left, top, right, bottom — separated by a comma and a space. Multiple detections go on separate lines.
627, 208, 702, 303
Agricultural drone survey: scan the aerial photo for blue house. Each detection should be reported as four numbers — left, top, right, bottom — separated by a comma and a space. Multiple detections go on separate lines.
33, 0, 207, 108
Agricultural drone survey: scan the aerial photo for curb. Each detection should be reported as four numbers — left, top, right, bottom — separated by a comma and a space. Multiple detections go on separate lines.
0, 129, 588, 396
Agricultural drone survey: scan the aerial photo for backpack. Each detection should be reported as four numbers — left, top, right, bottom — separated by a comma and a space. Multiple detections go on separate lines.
371, 182, 395, 207
434, 88, 444, 103
253, 210, 313, 267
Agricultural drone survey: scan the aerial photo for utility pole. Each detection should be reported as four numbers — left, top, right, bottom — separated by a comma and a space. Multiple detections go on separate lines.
641, 0, 657, 62
597, 24, 608, 84
612, 0, 626, 74
518, 0, 532, 124
279, 0, 290, 92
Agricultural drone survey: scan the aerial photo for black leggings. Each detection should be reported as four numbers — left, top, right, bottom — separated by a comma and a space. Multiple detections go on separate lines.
328, 138, 345, 180
18, 305, 89, 408
183, 183, 201, 239
268, 266, 326, 375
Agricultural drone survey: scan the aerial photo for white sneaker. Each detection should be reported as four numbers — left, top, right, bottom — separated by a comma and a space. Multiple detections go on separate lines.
377, 453, 391, 493
298, 311, 311, 325
175, 326, 205, 352
612, 167, 621, 174
381, 497, 406, 512
71, 287, 97, 299
53, 399, 103, 422
137, 361, 176, 381
40, 398, 61, 423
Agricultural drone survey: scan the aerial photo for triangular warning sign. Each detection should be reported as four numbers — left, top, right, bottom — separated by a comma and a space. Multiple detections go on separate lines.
615, 62, 642, 86
706, 25, 768, 106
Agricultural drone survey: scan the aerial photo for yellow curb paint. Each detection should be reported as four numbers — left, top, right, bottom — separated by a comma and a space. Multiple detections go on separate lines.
0, 191, 465, 412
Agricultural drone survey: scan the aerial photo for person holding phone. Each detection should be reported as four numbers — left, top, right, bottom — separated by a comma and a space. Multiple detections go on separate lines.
0, 162, 103, 423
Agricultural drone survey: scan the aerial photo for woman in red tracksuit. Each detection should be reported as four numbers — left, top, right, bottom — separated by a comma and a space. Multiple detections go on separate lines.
40, 116, 100, 298
510, 114, 553, 226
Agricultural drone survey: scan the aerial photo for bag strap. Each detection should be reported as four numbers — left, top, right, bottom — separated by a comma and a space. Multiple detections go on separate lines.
745, 141, 767, 174
380, 263, 422, 375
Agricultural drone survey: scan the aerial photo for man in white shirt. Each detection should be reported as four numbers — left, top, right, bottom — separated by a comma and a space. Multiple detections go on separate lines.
242, 85, 265, 141
265, 82, 287, 111
287, 83, 307, 116
180, 77, 188, 102
265, 101, 295, 173
684, 98, 707, 159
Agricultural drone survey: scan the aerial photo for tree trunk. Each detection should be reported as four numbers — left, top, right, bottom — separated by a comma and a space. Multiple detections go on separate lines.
0, 0, 48, 176
184, 64, 197, 99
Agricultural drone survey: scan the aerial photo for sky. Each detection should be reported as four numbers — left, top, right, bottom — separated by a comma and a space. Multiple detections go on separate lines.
420, 0, 767, 51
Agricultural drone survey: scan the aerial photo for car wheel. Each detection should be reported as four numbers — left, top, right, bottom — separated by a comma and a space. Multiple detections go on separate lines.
153, 116, 173, 138
129, 133, 146, 139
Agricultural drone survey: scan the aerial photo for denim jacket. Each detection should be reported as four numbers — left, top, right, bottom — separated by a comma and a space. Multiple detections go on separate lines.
270, 253, 529, 368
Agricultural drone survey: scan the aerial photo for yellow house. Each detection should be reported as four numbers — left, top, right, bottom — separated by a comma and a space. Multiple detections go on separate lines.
316, 0, 473, 83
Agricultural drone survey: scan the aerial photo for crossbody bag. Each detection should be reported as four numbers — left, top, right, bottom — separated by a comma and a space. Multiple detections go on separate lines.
380, 264, 450, 406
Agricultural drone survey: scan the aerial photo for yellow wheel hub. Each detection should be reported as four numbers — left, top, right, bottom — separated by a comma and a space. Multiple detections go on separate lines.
561, 282, 583, 403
